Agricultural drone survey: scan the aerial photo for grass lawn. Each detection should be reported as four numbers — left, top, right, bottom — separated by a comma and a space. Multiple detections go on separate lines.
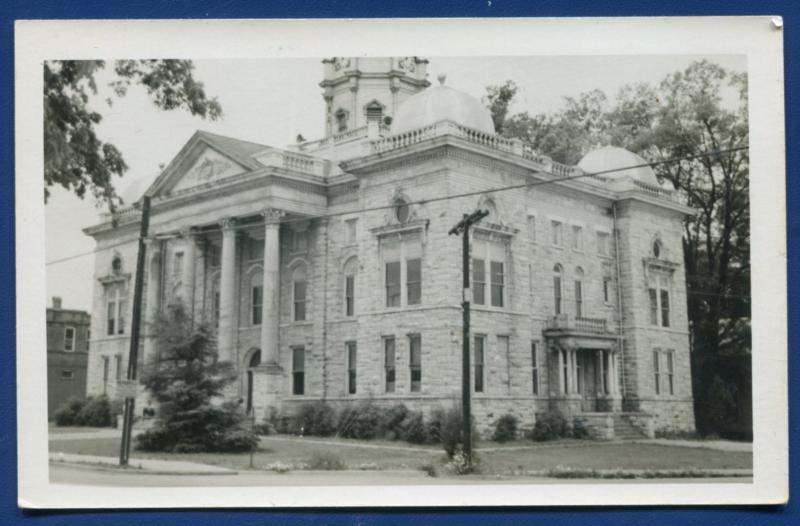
48, 425, 114, 434
49, 435, 752, 475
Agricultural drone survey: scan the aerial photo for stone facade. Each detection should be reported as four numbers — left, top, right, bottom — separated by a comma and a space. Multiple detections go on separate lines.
46, 297, 90, 419
83, 57, 696, 437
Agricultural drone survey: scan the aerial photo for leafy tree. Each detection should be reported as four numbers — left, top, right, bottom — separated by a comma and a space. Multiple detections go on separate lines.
136, 303, 257, 453
44, 60, 222, 206
486, 59, 751, 437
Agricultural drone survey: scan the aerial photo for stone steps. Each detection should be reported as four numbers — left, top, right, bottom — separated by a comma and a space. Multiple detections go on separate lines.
612, 414, 648, 439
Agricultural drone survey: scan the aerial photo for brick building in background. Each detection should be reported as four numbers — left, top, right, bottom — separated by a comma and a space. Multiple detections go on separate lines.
46, 297, 90, 419
83, 57, 695, 437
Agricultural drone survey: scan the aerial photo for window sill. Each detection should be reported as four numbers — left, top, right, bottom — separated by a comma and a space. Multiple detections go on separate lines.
281, 321, 314, 328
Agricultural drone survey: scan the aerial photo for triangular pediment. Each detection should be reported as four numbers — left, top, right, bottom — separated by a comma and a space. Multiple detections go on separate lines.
146, 131, 269, 198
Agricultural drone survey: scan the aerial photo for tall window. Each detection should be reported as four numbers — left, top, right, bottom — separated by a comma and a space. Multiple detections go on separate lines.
385, 261, 401, 307
102, 356, 109, 395
345, 218, 357, 245
250, 270, 263, 325
173, 252, 184, 275
527, 215, 536, 242
292, 265, 307, 322
666, 351, 675, 395
597, 231, 610, 256
531, 342, 539, 395
603, 277, 612, 303
63, 327, 75, 352
409, 334, 422, 392
407, 258, 422, 305
553, 264, 563, 315
474, 335, 485, 393
551, 220, 563, 247
384, 337, 396, 393
653, 349, 661, 395
346, 342, 357, 395
292, 347, 305, 395
490, 261, 505, 308
574, 267, 584, 318
648, 274, 671, 327
571, 225, 583, 251
472, 258, 486, 305
115, 354, 122, 381
344, 258, 357, 317
105, 283, 126, 336
561, 349, 569, 393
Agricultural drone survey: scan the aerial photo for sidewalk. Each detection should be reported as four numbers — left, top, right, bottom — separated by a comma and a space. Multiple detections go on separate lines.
629, 438, 752, 453
49, 452, 236, 475
49, 428, 144, 441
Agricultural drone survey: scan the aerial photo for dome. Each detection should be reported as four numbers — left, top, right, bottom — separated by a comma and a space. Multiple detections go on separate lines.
391, 74, 496, 136
577, 146, 659, 187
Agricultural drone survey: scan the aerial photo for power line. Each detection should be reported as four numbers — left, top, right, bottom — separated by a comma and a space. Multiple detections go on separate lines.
45, 145, 748, 266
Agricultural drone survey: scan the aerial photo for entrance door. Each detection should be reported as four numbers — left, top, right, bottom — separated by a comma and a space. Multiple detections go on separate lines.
579, 352, 598, 412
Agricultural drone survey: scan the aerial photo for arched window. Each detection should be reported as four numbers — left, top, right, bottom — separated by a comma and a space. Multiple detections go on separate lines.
292, 265, 308, 322
250, 269, 263, 326
553, 264, 563, 315
343, 257, 357, 317
574, 267, 584, 318
111, 255, 123, 275
211, 273, 221, 327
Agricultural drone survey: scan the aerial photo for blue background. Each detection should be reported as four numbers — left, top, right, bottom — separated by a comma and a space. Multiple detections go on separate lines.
1, 1, 796, 524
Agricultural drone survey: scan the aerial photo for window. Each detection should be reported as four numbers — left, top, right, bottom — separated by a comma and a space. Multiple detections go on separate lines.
574, 267, 584, 318
531, 342, 539, 395
105, 283, 126, 335
409, 334, 422, 392
553, 265, 563, 315
490, 261, 504, 308
335, 109, 348, 132
292, 347, 305, 395
407, 258, 421, 305
291, 230, 308, 253
385, 261, 401, 307
344, 258, 357, 317
395, 199, 410, 223
102, 356, 109, 394
250, 270, 263, 325
111, 256, 122, 274
572, 225, 583, 251
115, 354, 123, 381
472, 258, 486, 305
561, 349, 569, 393
551, 220, 563, 247
666, 351, 675, 395
292, 265, 307, 322
346, 342, 357, 395
474, 335, 485, 393
63, 327, 75, 352
597, 231, 610, 256
653, 240, 662, 259
384, 337, 396, 393
527, 215, 536, 242
60, 370, 74, 380
345, 218, 357, 245
649, 274, 671, 327
173, 252, 184, 275
653, 350, 661, 395
603, 277, 612, 303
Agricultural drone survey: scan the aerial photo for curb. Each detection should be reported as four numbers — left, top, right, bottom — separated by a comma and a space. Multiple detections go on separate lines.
49, 459, 241, 476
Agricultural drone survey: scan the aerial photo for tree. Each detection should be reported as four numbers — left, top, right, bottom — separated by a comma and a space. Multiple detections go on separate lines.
135, 304, 257, 453
44, 60, 222, 207
486, 60, 751, 438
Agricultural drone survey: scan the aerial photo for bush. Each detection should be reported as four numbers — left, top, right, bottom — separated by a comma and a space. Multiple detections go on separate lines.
572, 417, 590, 439
492, 414, 519, 443
427, 405, 467, 458
53, 397, 86, 426
379, 404, 410, 440
402, 411, 429, 444
530, 412, 569, 441
293, 401, 337, 437
307, 451, 346, 470
76, 395, 113, 427
337, 402, 382, 440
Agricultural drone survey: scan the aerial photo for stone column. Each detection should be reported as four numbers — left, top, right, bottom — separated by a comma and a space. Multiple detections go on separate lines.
610, 353, 619, 395
557, 348, 565, 394
143, 239, 162, 368
218, 218, 238, 364
568, 350, 576, 394
260, 209, 284, 366
181, 228, 196, 317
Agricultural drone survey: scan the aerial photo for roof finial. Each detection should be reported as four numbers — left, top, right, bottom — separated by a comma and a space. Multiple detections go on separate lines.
437, 73, 447, 85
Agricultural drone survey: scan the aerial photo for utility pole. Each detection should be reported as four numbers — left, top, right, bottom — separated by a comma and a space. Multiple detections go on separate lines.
448, 209, 489, 468
119, 196, 151, 466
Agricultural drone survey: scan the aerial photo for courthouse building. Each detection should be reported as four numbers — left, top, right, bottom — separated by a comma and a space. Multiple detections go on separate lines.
84, 57, 696, 436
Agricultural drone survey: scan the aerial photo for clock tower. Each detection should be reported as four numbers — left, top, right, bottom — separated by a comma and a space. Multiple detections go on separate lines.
319, 57, 430, 137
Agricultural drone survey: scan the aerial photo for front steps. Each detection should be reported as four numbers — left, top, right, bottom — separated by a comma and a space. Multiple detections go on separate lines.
576, 412, 654, 440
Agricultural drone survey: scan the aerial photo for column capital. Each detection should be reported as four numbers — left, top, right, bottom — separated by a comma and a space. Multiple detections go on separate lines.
220, 217, 237, 231
261, 208, 285, 225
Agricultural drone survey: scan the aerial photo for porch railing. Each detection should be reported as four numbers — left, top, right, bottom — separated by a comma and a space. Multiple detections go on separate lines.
546, 314, 609, 334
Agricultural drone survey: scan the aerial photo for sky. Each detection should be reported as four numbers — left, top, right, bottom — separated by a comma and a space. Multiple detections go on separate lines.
45, 54, 746, 312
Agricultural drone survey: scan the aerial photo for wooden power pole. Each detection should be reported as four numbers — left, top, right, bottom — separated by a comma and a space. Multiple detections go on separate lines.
119, 195, 151, 466
448, 209, 489, 468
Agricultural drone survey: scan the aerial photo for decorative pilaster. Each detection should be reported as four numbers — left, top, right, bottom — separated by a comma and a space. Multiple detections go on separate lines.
260, 209, 284, 366
218, 218, 238, 363
143, 238, 162, 368
180, 228, 196, 317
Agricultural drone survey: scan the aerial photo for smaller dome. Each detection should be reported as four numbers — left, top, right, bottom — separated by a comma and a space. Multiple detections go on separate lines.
577, 146, 659, 187
391, 75, 496, 135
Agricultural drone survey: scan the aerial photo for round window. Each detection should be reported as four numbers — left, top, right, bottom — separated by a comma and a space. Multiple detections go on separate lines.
395, 200, 410, 223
